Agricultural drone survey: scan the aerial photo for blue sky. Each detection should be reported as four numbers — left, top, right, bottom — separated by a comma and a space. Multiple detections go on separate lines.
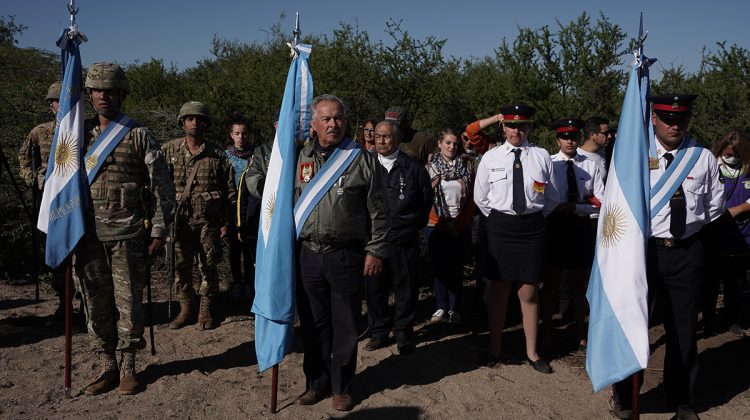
5, 0, 748, 79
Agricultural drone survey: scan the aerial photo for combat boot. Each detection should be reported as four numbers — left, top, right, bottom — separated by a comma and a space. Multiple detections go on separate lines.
118, 351, 140, 395
197, 295, 217, 330
44, 295, 66, 328
84, 351, 119, 395
169, 296, 197, 329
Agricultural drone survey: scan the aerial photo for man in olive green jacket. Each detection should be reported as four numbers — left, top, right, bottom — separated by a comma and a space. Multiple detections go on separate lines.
293, 94, 389, 412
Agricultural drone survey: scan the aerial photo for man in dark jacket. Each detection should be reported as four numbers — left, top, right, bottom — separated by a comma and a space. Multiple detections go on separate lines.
366, 120, 433, 355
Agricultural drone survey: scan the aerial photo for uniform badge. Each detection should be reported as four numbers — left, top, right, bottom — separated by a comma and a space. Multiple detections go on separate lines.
532, 181, 545, 193
744, 181, 750, 190
86, 154, 98, 171
649, 157, 659, 170
300, 162, 314, 183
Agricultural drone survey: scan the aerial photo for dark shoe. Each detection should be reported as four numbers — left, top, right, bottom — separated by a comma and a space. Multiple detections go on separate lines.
295, 389, 330, 406
612, 402, 632, 419
671, 405, 700, 420
524, 356, 553, 374
480, 353, 522, 368
396, 339, 414, 355
332, 393, 353, 411
729, 324, 747, 337
365, 336, 389, 351
576, 343, 587, 355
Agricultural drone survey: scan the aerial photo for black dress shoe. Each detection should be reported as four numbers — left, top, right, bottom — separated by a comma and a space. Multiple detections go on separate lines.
365, 336, 389, 351
480, 353, 522, 367
295, 389, 331, 405
396, 340, 414, 355
671, 405, 699, 420
524, 357, 553, 374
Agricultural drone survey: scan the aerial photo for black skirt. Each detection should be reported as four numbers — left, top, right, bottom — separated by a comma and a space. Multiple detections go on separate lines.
485, 210, 546, 283
545, 212, 596, 269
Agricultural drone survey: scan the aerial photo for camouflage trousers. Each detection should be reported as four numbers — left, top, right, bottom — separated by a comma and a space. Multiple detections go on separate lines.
74, 231, 148, 353
174, 221, 222, 301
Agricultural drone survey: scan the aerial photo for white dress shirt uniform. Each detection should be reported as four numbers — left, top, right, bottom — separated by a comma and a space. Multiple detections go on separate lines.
474, 140, 560, 217
649, 139, 725, 239
577, 147, 607, 180
551, 151, 605, 217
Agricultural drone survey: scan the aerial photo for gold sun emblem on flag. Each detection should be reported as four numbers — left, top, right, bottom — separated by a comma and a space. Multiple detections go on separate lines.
53, 132, 79, 176
599, 204, 627, 248
263, 192, 277, 231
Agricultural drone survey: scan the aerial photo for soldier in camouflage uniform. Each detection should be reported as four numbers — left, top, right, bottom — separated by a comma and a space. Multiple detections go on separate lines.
163, 101, 236, 331
74, 63, 175, 396
18, 81, 80, 326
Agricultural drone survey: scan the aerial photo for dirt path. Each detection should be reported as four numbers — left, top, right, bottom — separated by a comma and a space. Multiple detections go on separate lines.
1, 277, 748, 419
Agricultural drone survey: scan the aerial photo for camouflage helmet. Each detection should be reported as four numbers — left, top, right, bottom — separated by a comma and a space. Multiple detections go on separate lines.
177, 101, 211, 126
85, 62, 130, 93
46, 81, 62, 102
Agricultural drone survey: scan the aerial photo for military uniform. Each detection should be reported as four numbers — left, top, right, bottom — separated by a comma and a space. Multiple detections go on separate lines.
75, 119, 175, 352
295, 138, 389, 398
18, 121, 55, 187
162, 138, 236, 302
244, 141, 272, 200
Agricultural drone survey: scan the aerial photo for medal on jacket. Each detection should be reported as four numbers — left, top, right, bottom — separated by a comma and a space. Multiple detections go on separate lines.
399, 173, 405, 200
336, 176, 344, 195
300, 161, 314, 183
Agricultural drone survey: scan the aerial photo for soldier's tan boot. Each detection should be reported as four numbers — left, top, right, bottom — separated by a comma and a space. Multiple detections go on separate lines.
169, 297, 197, 330
197, 296, 216, 330
118, 351, 140, 395
84, 351, 119, 395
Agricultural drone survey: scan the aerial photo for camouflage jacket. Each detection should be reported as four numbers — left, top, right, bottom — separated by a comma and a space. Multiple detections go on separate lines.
294, 139, 390, 259
162, 137, 236, 227
85, 118, 175, 241
18, 120, 55, 189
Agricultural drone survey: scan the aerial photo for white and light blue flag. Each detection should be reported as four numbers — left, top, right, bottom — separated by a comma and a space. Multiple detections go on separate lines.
37, 28, 88, 269
253, 43, 313, 372
585, 60, 651, 391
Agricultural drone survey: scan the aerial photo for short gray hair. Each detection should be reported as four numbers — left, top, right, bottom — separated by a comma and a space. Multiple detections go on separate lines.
311, 94, 347, 120
375, 120, 401, 142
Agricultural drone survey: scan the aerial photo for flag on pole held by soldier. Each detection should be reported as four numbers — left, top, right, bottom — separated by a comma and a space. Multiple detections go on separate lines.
253, 43, 313, 372
585, 59, 651, 391
37, 28, 88, 269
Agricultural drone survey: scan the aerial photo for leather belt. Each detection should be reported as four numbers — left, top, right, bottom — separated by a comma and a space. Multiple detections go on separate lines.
651, 235, 696, 248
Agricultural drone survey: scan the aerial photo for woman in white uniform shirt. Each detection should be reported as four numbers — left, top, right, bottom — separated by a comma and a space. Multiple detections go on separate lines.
473, 103, 559, 373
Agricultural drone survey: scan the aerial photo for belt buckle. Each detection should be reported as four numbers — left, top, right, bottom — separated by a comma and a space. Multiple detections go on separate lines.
662, 238, 675, 248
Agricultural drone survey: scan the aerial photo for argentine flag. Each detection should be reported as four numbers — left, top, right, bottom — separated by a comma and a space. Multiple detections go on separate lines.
585, 61, 651, 391
253, 43, 313, 372
37, 28, 88, 269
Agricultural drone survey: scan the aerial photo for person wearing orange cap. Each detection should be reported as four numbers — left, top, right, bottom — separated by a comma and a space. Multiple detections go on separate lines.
473, 103, 560, 374
540, 117, 604, 355
613, 94, 724, 420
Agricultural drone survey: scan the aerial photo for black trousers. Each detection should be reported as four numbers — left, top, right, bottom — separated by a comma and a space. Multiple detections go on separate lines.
366, 241, 419, 341
298, 245, 363, 395
615, 237, 703, 410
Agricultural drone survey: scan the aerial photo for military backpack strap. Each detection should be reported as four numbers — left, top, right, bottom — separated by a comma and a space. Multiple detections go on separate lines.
178, 160, 201, 208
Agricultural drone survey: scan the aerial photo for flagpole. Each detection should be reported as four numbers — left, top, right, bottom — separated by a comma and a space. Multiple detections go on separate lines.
64, 262, 72, 398
270, 365, 279, 413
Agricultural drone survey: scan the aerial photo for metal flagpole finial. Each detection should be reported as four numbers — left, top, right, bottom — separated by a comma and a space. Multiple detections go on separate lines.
67, 0, 78, 29
293, 12, 301, 46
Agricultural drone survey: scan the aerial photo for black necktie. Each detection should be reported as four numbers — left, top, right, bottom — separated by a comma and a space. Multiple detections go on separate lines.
566, 160, 578, 203
512, 148, 526, 215
664, 153, 686, 239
